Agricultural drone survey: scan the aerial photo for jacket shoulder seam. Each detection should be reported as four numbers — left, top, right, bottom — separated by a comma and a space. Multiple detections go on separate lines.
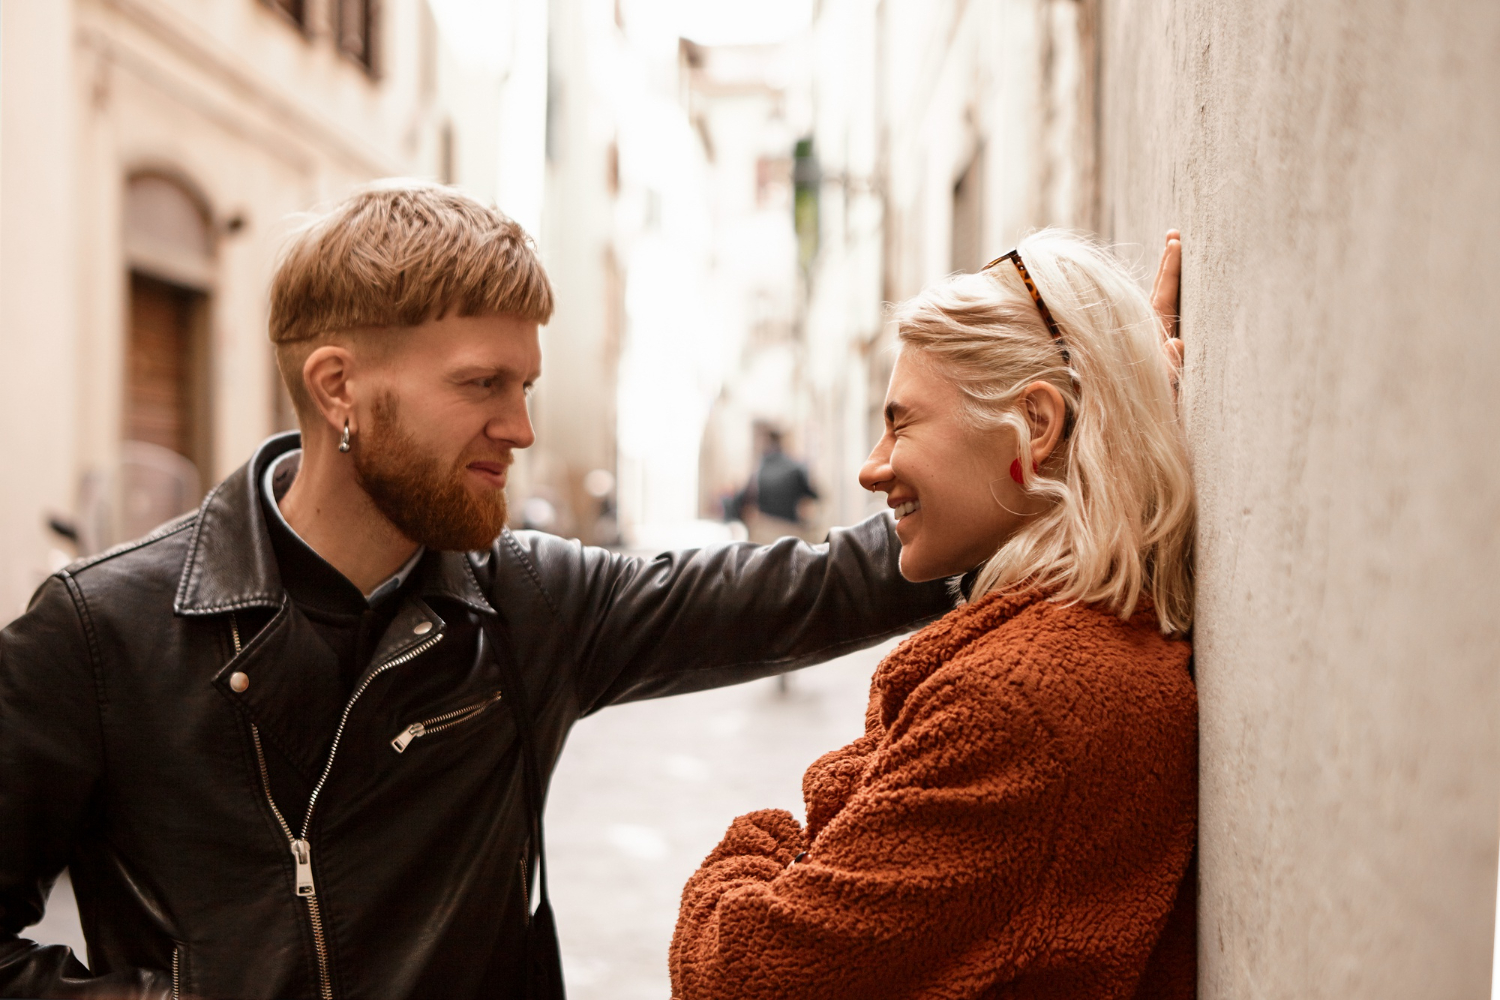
58, 570, 108, 710
65, 512, 198, 575
500, 530, 562, 620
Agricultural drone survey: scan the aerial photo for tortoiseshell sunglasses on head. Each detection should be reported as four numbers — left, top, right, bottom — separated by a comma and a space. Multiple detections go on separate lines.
983, 249, 1071, 367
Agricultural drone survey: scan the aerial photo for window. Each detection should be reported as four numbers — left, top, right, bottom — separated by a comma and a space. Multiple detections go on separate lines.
337, 0, 378, 74
793, 138, 819, 272
439, 120, 456, 185
951, 149, 985, 273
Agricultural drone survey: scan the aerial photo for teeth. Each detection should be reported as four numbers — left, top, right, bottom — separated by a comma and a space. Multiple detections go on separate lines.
894, 500, 921, 520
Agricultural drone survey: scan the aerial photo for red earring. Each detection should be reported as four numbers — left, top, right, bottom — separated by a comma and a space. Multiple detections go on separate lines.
1009, 459, 1039, 484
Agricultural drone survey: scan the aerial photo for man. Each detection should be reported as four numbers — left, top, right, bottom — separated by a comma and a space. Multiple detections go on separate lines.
0, 183, 951, 999
732, 430, 820, 544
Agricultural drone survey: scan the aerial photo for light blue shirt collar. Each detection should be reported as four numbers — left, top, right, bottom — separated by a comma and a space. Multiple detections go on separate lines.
262, 449, 425, 605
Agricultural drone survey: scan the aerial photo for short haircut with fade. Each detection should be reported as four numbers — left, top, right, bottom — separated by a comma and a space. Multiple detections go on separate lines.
269, 180, 554, 419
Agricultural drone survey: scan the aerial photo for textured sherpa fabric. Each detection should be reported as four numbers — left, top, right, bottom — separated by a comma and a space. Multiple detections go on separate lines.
670, 590, 1197, 1000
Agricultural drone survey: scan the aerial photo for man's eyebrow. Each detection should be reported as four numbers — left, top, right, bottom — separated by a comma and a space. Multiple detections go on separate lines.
450, 363, 534, 380
884, 400, 910, 425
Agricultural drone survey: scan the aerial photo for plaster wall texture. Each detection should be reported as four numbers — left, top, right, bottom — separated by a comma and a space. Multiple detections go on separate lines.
1096, 1, 1500, 995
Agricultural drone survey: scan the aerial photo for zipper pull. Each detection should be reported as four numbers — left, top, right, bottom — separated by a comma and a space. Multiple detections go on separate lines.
291, 839, 315, 896
391, 722, 425, 753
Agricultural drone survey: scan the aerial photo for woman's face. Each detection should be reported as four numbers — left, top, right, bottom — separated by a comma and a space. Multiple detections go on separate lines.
858, 349, 1037, 582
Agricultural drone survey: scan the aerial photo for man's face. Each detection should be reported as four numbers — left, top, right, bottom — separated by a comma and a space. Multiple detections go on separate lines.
349, 314, 540, 551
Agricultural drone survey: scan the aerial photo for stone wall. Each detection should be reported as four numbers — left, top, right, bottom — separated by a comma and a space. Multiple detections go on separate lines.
1097, 1, 1500, 994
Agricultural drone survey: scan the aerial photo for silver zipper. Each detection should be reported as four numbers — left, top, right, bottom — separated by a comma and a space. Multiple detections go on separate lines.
233, 614, 444, 1000
391, 691, 503, 752
171, 943, 181, 1000
519, 855, 530, 915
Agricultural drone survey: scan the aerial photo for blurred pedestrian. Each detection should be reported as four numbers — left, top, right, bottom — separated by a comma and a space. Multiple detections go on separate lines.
671, 230, 1197, 1000
730, 430, 819, 544
0, 182, 954, 1000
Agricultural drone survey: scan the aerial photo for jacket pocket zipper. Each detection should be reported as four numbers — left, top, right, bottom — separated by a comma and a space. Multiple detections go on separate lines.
171, 942, 183, 1000
391, 691, 503, 752
233, 614, 444, 1000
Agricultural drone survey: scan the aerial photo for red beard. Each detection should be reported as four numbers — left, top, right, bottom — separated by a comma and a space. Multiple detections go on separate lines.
353, 393, 510, 551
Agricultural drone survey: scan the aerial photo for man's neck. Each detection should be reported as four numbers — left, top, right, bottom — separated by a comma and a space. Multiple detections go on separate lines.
277, 442, 421, 595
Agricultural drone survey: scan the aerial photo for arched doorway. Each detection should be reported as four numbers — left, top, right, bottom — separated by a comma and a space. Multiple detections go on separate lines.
119, 172, 214, 535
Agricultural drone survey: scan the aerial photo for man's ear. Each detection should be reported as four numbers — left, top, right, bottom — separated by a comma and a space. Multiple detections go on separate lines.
303, 345, 358, 435
1021, 381, 1067, 466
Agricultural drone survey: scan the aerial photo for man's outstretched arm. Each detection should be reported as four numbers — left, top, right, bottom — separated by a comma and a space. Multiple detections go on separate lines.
0, 576, 171, 999
509, 513, 951, 715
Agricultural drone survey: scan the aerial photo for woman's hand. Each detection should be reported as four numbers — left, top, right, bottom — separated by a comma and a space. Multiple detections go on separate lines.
1150, 229, 1184, 396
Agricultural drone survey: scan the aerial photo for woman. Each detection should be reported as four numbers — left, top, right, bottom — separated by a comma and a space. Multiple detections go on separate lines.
670, 230, 1197, 1000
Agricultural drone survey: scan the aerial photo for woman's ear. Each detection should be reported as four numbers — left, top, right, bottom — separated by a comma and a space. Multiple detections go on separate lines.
303, 345, 358, 436
1021, 381, 1067, 466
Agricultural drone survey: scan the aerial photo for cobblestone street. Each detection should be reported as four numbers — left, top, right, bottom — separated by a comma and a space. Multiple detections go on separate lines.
546, 635, 904, 1000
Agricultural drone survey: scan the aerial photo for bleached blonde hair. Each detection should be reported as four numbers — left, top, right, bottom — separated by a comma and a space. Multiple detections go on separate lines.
894, 229, 1194, 633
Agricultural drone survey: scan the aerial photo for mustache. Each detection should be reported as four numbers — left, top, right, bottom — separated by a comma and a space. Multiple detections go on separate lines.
459, 452, 513, 469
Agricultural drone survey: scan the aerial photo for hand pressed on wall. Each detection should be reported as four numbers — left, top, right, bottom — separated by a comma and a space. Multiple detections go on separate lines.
1151, 229, 1184, 397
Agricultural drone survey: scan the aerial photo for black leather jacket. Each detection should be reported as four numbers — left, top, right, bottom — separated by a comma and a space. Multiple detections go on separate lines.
0, 433, 951, 999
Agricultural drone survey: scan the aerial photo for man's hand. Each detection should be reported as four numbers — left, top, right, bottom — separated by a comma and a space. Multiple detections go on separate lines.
1150, 229, 1184, 397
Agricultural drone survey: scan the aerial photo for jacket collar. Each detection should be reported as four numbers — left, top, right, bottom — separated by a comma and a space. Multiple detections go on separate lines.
174, 432, 495, 617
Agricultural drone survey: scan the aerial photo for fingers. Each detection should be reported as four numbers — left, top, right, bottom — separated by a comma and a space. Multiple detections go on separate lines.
1162, 336, 1184, 375
1151, 229, 1183, 340
1160, 335, 1184, 404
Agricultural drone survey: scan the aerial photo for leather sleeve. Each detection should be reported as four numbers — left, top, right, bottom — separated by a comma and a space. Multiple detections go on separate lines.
0, 576, 169, 999
521, 514, 953, 715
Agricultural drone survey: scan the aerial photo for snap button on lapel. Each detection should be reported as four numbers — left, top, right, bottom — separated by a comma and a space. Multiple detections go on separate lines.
229, 671, 250, 693
413, 621, 433, 636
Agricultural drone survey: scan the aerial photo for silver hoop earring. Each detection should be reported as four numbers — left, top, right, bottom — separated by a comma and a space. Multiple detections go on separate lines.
338, 420, 352, 453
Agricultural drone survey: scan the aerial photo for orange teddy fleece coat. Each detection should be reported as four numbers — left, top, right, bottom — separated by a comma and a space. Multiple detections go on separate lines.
670, 590, 1197, 1000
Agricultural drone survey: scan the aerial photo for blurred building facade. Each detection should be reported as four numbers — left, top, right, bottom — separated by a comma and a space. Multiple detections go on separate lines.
0, 0, 544, 619
683, 40, 808, 535
770, 0, 1096, 528
674, 0, 1097, 533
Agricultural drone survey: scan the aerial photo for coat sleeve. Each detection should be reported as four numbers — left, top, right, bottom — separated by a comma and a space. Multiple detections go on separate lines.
669, 665, 1068, 1000
547, 513, 954, 714
0, 575, 172, 999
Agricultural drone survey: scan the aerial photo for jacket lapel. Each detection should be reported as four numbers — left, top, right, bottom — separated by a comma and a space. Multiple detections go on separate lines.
174, 433, 299, 618
213, 599, 345, 780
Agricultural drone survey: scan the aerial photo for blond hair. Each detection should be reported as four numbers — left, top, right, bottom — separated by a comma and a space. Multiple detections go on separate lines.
269, 180, 554, 417
894, 229, 1194, 633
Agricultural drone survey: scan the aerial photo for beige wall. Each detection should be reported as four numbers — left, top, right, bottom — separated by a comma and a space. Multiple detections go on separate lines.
0, 2, 80, 618
1097, 1, 1500, 995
